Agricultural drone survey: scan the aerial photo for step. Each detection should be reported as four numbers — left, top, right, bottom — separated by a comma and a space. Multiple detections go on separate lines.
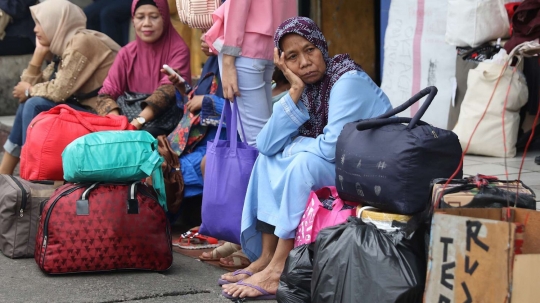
0, 116, 15, 127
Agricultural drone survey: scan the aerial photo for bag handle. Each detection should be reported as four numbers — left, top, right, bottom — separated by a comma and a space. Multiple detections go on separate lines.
210, 99, 228, 151
231, 98, 248, 145
356, 117, 429, 131
53, 105, 98, 133
76, 182, 141, 214
188, 72, 215, 99
140, 140, 167, 211
53, 104, 130, 131
356, 206, 377, 219
210, 97, 248, 155
355, 86, 437, 131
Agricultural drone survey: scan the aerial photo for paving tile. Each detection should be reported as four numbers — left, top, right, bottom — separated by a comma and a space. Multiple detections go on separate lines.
464, 155, 508, 164
0, 116, 14, 127
463, 163, 532, 176
492, 158, 540, 172
463, 157, 483, 166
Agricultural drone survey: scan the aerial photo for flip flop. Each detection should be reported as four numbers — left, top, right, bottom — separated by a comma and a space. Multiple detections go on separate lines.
218, 269, 253, 286
173, 232, 220, 250
199, 242, 240, 261
221, 280, 276, 301
219, 251, 251, 270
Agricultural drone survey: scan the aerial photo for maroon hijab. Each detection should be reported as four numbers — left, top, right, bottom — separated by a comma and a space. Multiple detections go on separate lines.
99, 0, 190, 99
274, 17, 362, 138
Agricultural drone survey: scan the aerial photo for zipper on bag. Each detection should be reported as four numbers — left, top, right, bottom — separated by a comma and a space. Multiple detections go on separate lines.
40, 184, 85, 269
43, 185, 85, 239
427, 125, 439, 138
9, 176, 28, 217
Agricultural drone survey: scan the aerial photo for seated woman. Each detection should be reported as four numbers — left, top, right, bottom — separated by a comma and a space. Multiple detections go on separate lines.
0, 0, 120, 175
220, 17, 393, 300
96, 0, 190, 137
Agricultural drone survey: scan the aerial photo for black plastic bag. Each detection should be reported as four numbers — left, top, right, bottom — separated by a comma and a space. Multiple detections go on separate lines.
276, 243, 314, 303
311, 217, 426, 303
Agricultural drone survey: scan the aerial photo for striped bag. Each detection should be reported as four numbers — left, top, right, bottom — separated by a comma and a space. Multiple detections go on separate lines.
177, 0, 221, 30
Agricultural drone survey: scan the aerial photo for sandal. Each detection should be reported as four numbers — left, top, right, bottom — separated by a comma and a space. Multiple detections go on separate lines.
219, 250, 251, 270
198, 242, 240, 261
173, 232, 220, 250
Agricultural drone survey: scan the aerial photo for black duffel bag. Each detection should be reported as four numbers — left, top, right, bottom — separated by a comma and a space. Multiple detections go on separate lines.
335, 86, 462, 215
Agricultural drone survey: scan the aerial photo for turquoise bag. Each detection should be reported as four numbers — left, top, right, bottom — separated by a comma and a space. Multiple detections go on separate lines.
62, 131, 168, 211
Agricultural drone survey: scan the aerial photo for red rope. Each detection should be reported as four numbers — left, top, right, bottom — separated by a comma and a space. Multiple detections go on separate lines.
435, 60, 510, 208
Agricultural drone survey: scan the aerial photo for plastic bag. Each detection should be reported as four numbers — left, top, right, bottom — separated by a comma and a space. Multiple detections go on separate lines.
276, 244, 314, 303
311, 217, 426, 303
483, 48, 508, 65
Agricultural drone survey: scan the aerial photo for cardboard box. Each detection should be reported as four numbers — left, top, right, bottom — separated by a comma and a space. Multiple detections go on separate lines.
424, 208, 540, 303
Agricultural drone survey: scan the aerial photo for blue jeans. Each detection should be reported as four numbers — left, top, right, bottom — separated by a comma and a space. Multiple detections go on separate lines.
4, 97, 89, 157
218, 54, 274, 147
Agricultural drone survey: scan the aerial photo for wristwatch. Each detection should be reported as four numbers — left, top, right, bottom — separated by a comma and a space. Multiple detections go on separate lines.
25, 88, 31, 98
135, 116, 146, 125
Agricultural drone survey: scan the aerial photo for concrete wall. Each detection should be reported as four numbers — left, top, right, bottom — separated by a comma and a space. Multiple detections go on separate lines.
0, 55, 32, 115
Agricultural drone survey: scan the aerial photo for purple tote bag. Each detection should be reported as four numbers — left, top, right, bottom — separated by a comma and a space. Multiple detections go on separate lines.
199, 99, 259, 244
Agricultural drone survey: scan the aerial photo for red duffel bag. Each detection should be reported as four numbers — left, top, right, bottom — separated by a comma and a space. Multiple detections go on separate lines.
20, 105, 136, 181
35, 181, 173, 274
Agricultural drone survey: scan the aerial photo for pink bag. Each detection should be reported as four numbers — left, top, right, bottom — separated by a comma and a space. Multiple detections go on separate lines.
294, 186, 357, 247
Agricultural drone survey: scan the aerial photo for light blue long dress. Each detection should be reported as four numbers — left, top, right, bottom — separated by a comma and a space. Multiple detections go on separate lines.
240, 70, 393, 261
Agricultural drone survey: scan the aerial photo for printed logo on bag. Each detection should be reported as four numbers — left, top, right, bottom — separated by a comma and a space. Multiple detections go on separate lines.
355, 183, 364, 197
374, 186, 382, 196
338, 175, 344, 190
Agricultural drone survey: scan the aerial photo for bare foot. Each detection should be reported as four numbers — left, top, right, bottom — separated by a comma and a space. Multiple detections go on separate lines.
219, 251, 251, 267
221, 266, 281, 298
199, 242, 240, 260
220, 253, 272, 283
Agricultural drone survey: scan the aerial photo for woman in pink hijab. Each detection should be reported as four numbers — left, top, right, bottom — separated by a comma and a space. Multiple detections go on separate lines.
97, 0, 190, 137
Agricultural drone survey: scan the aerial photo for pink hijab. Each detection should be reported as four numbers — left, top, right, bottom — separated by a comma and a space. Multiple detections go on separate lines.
99, 0, 191, 98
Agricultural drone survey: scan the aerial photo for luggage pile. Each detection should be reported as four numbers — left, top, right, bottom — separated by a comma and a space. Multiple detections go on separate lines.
35, 130, 172, 274
0, 108, 173, 274
278, 87, 538, 303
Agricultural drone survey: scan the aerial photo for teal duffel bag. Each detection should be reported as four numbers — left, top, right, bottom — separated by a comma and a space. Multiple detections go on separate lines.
62, 130, 168, 211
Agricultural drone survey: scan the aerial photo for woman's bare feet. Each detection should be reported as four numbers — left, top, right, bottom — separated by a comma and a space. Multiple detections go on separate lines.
221, 264, 282, 298
199, 242, 240, 261
219, 251, 251, 268
219, 253, 272, 283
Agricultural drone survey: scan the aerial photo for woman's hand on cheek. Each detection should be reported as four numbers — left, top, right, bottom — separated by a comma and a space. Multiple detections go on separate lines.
34, 37, 50, 55
273, 48, 304, 103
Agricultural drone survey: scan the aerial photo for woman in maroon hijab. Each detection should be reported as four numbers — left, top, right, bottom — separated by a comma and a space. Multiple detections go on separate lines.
96, 0, 191, 136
